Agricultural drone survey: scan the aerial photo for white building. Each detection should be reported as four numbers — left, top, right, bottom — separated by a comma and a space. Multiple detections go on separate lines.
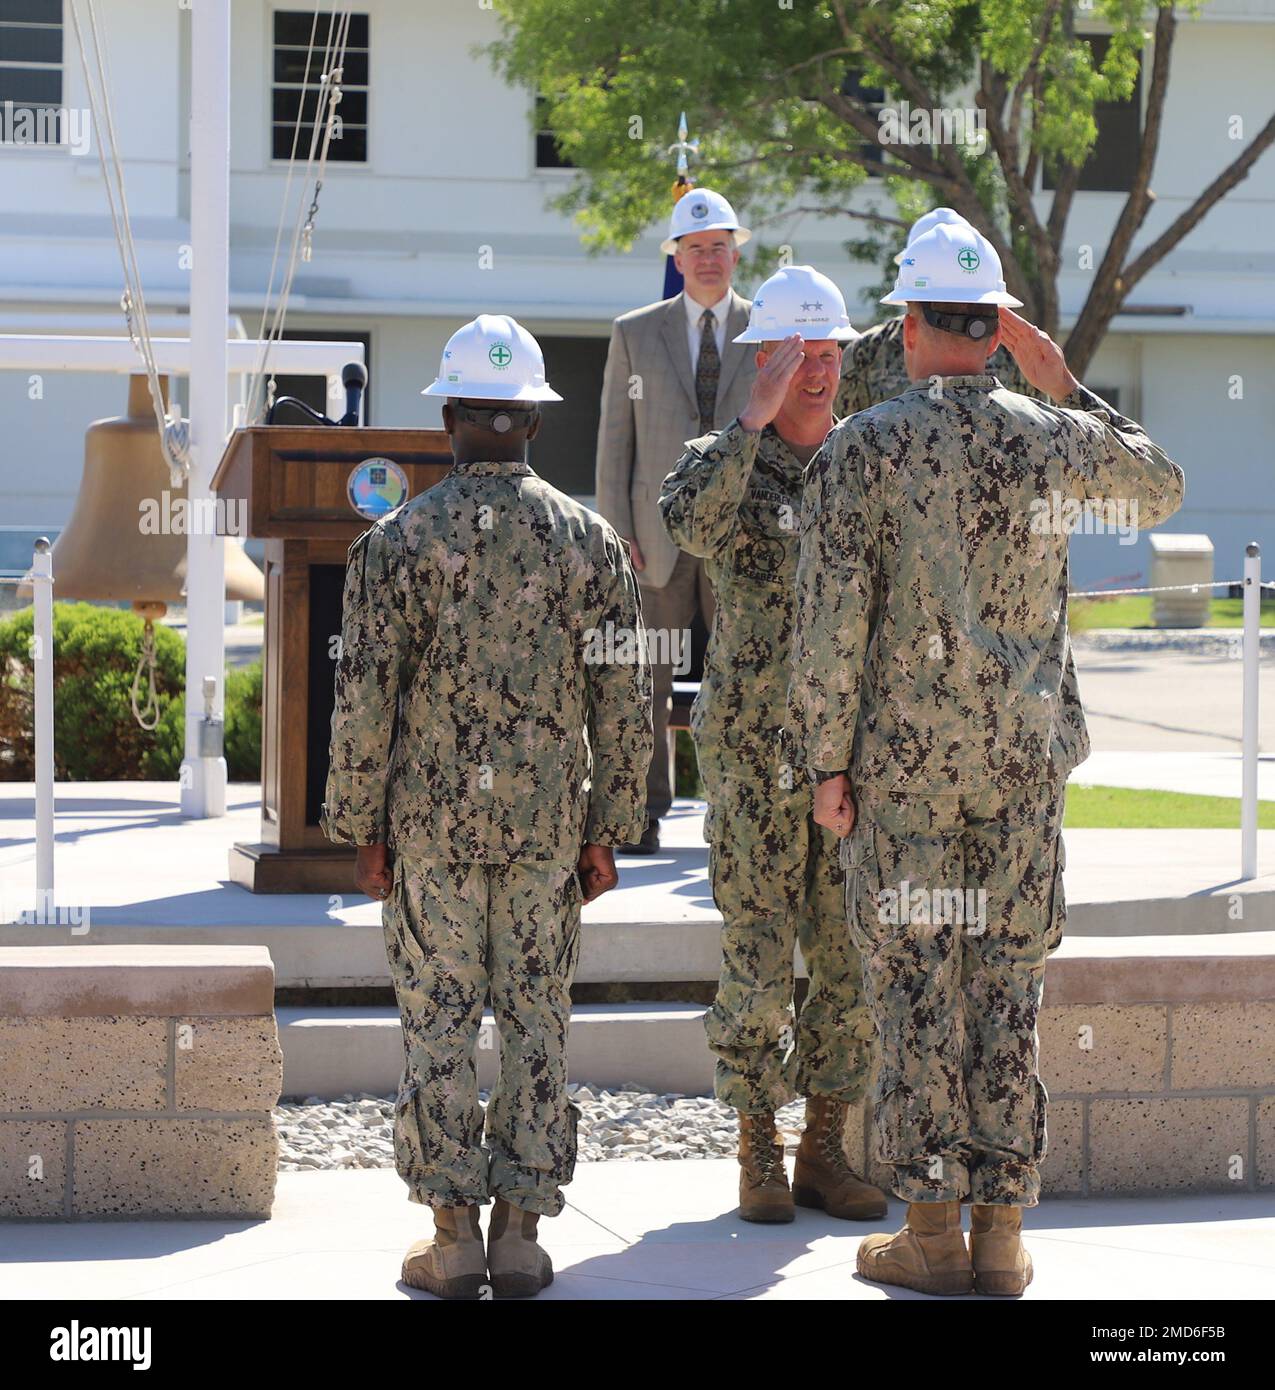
1, 0, 1273, 586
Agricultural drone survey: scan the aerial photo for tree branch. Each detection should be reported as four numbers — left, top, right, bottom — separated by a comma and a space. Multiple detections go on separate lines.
1122, 107, 1275, 289
751, 204, 910, 230
1008, 0, 1065, 157
978, 58, 1054, 324
1065, 5, 1178, 370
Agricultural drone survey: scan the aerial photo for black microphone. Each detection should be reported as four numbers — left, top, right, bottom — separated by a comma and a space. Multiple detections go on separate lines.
340, 361, 368, 426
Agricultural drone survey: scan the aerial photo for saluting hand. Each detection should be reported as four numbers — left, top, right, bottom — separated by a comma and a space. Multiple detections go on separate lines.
739, 334, 807, 433
997, 308, 1080, 403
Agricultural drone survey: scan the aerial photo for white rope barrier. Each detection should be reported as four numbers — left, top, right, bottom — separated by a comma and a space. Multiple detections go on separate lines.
1072, 579, 1275, 598
4, 545, 1265, 898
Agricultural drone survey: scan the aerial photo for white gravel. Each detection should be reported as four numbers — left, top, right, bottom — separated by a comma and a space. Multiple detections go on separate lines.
274, 1086, 808, 1171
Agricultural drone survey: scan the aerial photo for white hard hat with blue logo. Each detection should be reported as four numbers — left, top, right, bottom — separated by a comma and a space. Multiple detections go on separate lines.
660, 187, 752, 255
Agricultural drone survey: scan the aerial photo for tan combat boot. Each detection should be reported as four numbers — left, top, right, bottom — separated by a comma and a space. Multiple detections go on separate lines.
792, 1094, 889, 1221
401, 1204, 488, 1299
737, 1111, 794, 1223
487, 1196, 554, 1298
969, 1203, 1033, 1296
857, 1200, 974, 1296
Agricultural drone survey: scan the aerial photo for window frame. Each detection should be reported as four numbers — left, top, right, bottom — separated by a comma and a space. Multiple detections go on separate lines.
0, 0, 68, 155
268, 8, 370, 170
1040, 30, 1145, 196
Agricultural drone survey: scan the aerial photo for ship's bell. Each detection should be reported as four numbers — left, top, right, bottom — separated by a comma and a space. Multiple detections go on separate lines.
51, 374, 264, 609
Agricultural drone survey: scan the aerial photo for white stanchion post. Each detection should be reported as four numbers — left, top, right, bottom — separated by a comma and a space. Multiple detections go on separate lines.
32, 537, 54, 916
1241, 542, 1261, 880
180, 0, 230, 818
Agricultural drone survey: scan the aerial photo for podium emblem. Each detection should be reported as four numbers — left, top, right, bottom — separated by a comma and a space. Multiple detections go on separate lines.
347, 457, 409, 519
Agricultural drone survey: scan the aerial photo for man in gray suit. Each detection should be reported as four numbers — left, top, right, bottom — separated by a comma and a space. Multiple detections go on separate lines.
595, 189, 758, 851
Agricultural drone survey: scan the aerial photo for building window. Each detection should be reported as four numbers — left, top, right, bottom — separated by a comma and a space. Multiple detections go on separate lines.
0, 0, 63, 146
1044, 35, 1142, 193
535, 94, 574, 170
272, 11, 368, 163
842, 69, 888, 178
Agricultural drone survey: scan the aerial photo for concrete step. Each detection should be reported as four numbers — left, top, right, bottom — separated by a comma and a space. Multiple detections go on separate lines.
278, 1002, 715, 1100
10, 885, 1275, 990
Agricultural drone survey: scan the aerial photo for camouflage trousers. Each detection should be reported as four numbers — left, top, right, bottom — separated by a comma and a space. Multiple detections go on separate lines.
845, 780, 1067, 1207
702, 770, 875, 1113
382, 855, 583, 1218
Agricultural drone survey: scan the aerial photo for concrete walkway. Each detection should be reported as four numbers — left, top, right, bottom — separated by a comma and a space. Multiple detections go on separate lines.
1070, 642, 1274, 754
1071, 751, 1275, 800
2, 1163, 1272, 1300
1, 782, 1271, 924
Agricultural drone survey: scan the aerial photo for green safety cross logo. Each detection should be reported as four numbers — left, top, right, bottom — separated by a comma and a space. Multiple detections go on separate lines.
957, 248, 981, 273
488, 342, 513, 368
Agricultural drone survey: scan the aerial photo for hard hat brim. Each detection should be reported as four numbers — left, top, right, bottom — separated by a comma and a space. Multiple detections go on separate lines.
421, 380, 563, 402
732, 324, 858, 344
880, 285, 1023, 308
659, 225, 752, 256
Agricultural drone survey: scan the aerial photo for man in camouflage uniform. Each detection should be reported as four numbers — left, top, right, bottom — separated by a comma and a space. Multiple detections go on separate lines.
835, 208, 1044, 419
323, 315, 652, 1300
659, 265, 886, 1225
786, 225, 1184, 1295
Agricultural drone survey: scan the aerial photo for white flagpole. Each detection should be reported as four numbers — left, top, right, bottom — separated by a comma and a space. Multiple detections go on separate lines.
180, 0, 230, 818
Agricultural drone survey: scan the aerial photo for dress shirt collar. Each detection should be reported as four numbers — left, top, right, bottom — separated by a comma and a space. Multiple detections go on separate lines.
684, 288, 732, 333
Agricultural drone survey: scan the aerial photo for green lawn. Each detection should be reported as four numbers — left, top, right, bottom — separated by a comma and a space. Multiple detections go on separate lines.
1065, 784, 1275, 829
1069, 594, 1275, 631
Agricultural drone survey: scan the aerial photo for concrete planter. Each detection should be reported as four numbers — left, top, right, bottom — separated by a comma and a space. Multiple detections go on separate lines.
0, 946, 282, 1220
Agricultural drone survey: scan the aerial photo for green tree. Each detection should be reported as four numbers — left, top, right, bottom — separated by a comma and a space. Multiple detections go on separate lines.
489, 0, 1274, 374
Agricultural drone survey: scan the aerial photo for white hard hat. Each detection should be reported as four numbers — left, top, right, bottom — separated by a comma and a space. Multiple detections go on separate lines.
881, 223, 1023, 308
733, 265, 857, 343
421, 314, 563, 402
660, 187, 751, 255
893, 206, 970, 265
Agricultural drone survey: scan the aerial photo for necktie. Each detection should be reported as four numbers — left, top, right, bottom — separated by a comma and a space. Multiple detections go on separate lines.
695, 308, 720, 434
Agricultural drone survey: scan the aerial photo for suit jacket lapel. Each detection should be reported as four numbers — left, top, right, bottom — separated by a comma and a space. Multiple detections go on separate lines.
716, 289, 752, 402
659, 293, 699, 414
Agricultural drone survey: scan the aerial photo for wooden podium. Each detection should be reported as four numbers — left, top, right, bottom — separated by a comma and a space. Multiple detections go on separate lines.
212, 426, 451, 892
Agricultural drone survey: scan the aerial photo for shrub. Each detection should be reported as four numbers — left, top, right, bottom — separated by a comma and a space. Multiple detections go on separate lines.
674, 728, 703, 799
224, 660, 263, 780
0, 603, 261, 781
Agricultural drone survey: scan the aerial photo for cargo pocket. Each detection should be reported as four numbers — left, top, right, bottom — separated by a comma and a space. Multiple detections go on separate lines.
553, 871, 585, 982
841, 818, 893, 955
1043, 834, 1067, 955
392, 1079, 426, 1191
871, 1071, 906, 1169
560, 1094, 581, 1186
1031, 1077, 1050, 1163
382, 856, 426, 971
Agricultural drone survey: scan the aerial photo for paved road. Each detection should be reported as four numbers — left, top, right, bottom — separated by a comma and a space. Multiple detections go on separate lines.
1074, 643, 1273, 754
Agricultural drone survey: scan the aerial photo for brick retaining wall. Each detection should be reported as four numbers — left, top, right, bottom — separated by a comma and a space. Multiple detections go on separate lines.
0, 946, 282, 1220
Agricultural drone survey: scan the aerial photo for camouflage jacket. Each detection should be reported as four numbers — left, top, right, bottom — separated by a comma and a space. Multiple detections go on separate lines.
659, 418, 825, 786
322, 459, 653, 862
786, 378, 1185, 793
834, 314, 1044, 418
